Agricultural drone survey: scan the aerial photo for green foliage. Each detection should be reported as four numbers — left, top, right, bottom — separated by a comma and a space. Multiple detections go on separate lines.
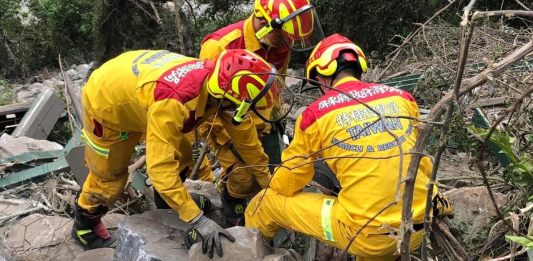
0, 0, 94, 78
467, 125, 533, 187
505, 235, 533, 248
0, 79, 16, 106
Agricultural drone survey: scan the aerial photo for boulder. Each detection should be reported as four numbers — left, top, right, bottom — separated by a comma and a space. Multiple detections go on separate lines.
15, 83, 52, 103
445, 186, 508, 244
184, 179, 222, 209
114, 209, 190, 261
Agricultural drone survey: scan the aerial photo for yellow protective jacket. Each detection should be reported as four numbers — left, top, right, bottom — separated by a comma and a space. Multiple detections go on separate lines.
199, 16, 291, 75
269, 77, 436, 231
83, 50, 269, 222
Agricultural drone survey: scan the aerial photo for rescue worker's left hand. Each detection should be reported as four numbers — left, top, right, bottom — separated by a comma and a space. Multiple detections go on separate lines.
190, 214, 235, 258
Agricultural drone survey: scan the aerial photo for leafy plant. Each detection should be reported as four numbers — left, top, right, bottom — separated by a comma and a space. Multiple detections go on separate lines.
467, 125, 533, 187
505, 235, 533, 248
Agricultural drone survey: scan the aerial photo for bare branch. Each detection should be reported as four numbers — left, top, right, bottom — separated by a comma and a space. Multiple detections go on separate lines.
514, 0, 531, 11
473, 10, 533, 20
380, 0, 459, 79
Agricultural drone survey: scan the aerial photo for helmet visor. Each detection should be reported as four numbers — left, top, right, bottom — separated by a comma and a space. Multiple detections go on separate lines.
251, 73, 294, 124
280, 6, 324, 52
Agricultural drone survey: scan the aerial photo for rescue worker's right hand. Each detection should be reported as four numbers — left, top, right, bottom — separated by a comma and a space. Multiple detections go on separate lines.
189, 213, 235, 258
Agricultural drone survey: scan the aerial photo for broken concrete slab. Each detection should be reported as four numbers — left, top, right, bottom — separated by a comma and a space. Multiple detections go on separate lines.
114, 209, 190, 261
11, 237, 84, 261
6, 214, 72, 250
0, 133, 63, 158
189, 227, 273, 261
12, 88, 66, 140
74, 248, 114, 261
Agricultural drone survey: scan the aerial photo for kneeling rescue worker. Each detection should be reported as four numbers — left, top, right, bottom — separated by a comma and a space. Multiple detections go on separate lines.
72, 48, 288, 258
197, 0, 324, 226
245, 34, 453, 260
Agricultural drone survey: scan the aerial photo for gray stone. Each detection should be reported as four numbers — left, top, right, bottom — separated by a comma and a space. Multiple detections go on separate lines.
74, 248, 114, 261
0, 237, 13, 261
76, 63, 93, 80
16, 83, 52, 103
188, 227, 269, 261
6, 214, 72, 250
184, 179, 222, 210
66, 69, 81, 81
263, 248, 299, 261
445, 186, 508, 244
114, 209, 190, 261
102, 213, 126, 229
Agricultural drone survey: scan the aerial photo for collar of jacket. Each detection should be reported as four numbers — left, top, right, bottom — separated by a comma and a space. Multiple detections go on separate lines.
333, 76, 360, 88
243, 15, 262, 52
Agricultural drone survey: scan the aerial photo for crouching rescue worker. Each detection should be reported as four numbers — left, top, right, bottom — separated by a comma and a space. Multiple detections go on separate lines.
72, 49, 288, 258
197, 0, 324, 226
245, 34, 449, 260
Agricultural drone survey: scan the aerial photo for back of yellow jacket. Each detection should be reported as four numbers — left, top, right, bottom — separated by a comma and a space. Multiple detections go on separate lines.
269, 78, 436, 232
83, 50, 213, 221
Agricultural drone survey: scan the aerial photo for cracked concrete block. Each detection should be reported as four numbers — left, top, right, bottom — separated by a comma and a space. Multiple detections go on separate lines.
0, 133, 63, 158
114, 209, 190, 261
74, 248, 114, 261
6, 214, 72, 250
188, 227, 269, 261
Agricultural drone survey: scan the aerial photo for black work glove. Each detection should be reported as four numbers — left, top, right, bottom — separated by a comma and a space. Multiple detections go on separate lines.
189, 214, 236, 258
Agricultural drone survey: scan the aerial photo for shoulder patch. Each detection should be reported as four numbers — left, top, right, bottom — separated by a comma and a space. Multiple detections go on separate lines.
154, 60, 210, 104
299, 109, 317, 132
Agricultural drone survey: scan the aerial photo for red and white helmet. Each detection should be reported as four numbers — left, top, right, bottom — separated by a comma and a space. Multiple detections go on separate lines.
305, 34, 368, 84
206, 49, 289, 123
254, 0, 324, 52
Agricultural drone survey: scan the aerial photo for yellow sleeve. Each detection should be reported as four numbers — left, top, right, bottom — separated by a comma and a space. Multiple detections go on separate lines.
219, 113, 271, 188
199, 39, 225, 61
145, 99, 201, 222
270, 111, 321, 196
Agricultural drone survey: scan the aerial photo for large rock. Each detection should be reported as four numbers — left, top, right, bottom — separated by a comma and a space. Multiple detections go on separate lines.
114, 209, 190, 261
184, 179, 222, 209
189, 227, 298, 261
445, 186, 508, 244
15, 82, 52, 103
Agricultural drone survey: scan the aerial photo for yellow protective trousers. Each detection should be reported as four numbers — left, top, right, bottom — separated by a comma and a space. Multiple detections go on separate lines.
78, 109, 213, 213
245, 189, 424, 261
196, 114, 271, 199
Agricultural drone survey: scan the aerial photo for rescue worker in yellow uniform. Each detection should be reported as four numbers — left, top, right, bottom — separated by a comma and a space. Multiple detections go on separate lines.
72, 49, 289, 258
197, 0, 325, 226
245, 34, 438, 260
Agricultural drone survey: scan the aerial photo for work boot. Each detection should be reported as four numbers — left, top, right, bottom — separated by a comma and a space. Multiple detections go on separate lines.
71, 200, 116, 250
221, 188, 247, 227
